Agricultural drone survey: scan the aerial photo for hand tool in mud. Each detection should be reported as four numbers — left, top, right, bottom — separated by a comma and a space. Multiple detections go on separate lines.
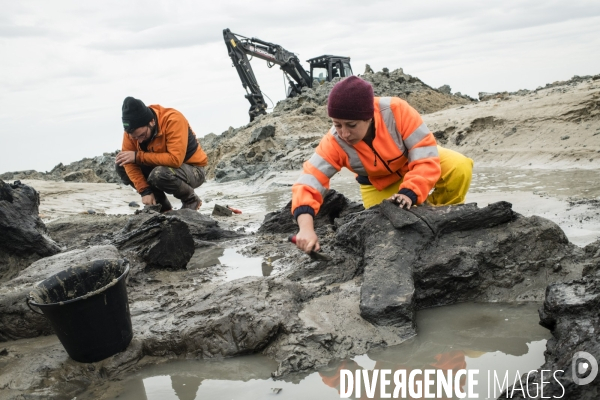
288, 235, 333, 262
226, 205, 242, 214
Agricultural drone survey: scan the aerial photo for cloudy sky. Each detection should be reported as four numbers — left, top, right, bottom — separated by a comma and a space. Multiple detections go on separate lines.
1, 0, 599, 173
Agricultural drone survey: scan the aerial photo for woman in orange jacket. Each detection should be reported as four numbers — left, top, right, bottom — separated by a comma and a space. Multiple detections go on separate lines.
292, 76, 473, 253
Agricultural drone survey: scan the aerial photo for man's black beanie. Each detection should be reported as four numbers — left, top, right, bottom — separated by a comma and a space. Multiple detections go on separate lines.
122, 96, 153, 133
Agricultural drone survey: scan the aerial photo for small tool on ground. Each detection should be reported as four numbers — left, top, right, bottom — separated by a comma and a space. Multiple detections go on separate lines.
288, 235, 332, 262
227, 205, 242, 214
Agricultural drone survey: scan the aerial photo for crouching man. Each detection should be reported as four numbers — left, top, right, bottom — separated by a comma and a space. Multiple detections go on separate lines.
115, 96, 208, 212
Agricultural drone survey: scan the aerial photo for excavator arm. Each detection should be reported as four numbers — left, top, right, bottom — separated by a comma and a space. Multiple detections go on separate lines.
223, 28, 312, 121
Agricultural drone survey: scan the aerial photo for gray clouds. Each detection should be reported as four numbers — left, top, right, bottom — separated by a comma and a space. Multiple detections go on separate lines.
90, 21, 226, 51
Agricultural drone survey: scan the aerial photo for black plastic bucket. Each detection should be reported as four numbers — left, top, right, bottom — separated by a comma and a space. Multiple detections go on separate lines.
28, 259, 133, 363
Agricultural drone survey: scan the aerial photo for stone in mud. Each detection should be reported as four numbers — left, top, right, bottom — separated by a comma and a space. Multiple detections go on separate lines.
581, 239, 600, 276
47, 213, 154, 250
249, 125, 275, 144
0, 245, 120, 341
113, 214, 194, 269
0, 180, 61, 281
499, 273, 600, 399
212, 204, 233, 217
170, 208, 241, 240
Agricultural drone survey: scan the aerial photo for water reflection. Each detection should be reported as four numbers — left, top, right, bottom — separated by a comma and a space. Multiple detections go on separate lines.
186, 246, 225, 270
110, 355, 278, 400
186, 246, 281, 281
105, 303, 549, 400
469, 167, 600, 198
171, 375, 201, 400
319, 303, 550, 399
262, 255, 284, 277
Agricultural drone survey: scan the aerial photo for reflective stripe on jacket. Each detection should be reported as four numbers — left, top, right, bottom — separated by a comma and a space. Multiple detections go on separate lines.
292, 97, 441, 216
122, 104, 208, 194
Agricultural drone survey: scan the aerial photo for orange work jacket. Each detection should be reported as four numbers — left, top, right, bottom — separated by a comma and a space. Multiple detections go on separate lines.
121, 104, 208, 194
292, 97, 441, 216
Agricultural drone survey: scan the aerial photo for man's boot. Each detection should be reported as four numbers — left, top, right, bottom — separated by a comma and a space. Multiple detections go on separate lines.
173, 180, 202, 211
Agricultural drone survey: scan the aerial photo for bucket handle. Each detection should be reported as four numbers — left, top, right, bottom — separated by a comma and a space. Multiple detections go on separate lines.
26, 297, 44, 315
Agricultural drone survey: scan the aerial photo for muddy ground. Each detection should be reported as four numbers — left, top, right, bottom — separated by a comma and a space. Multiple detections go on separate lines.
1, 70, 600, 399
1, 165, 600, 399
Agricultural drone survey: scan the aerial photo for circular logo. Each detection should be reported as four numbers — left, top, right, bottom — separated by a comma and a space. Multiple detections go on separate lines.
572, 351, 598, 385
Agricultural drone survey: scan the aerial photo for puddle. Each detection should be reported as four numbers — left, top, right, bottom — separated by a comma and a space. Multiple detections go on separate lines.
469, 167, 600, 199
91, 303, 549, 400
187, 245, 284, 281
466, 167, 600, 246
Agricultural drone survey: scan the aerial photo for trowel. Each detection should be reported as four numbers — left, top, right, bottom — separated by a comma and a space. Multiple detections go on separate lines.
288, 235, 333, 262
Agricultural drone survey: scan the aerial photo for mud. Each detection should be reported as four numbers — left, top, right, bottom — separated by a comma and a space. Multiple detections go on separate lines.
3, 188, 595, 399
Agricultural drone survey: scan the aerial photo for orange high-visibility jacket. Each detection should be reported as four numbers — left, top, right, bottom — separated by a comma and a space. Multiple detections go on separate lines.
292, 97, 441, 217
122, 104, 208, 194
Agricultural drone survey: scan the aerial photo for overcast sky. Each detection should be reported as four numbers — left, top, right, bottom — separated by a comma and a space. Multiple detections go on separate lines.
1, 0, 599, 173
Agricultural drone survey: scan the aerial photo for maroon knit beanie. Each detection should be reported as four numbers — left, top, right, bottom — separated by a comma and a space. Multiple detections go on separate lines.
327, 76, 374, 120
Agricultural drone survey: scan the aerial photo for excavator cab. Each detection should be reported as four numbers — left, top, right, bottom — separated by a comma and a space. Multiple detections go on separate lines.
307, 55, 353, 86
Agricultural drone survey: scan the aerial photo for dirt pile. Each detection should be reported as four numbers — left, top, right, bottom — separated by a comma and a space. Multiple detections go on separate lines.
199, 67, 473, 183
201, 70, 600, 184
479, 73, 600, 101
0, 151, 119, 184
272, 67, 474, 115
426, 74, 600, 169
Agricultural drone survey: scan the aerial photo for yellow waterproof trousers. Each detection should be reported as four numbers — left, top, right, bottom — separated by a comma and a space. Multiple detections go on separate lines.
360, 146, 473, 209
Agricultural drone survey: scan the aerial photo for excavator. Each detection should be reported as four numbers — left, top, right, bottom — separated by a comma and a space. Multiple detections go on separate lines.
223, 28, 353, 121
